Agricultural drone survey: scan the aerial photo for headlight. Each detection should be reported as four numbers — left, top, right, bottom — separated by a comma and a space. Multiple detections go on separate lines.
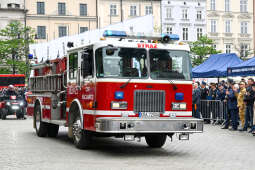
172, 103, 186, 110
111, 101, 128, 109
20, 102, 24, 106
6, 102, 10, 106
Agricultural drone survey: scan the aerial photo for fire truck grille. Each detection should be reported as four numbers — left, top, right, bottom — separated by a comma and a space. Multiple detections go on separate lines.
134, 90, 165, 113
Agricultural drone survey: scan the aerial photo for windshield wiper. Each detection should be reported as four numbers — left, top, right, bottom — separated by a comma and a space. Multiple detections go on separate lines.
168, 79, 178, 91
120, 78, 132, 89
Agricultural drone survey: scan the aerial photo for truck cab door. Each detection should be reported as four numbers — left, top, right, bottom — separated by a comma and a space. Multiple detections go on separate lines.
80, 47, 96, 130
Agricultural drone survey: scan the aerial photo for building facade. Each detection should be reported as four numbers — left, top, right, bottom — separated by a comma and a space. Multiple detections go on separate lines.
207, 0, 254, 58
0, 0, 25, 30
25, 0, 97, 43
161, 0, 206, 42
97, 0, 161, 31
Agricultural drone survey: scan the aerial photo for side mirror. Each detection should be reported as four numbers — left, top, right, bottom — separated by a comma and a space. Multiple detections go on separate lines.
106, 47, 118, 56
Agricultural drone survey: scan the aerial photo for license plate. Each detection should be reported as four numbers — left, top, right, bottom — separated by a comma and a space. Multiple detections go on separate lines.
139, 112, 160, 118
12, 106, 19, 110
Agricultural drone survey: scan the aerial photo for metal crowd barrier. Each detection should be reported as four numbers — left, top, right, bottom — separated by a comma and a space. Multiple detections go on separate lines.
199, 100, 228, 124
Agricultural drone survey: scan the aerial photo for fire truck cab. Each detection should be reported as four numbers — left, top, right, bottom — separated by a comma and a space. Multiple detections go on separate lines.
27, 30, 203, 149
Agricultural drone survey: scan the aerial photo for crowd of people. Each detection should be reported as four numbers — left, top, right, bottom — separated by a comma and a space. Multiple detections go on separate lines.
192, 78, 255, 136
0, 85, 27, 99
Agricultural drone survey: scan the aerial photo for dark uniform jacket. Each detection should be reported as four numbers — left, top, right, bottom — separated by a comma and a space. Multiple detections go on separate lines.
200, 87, 209, 100
244, 86, 255, 106
192, 88, 201, 105
208, 88, 218, 100
227, 88, 238, 110
216, 89, 226, 101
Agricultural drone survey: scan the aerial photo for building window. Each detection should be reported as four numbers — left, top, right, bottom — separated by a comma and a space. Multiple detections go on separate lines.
225, 44, 231, 53
182, 9, 188, 19
166, 8, 171, 18
240, 0, 247, 13
15, 4, 20, 8
166, 27, 172, 34
37, 2, 45, 15
37, 26, 46, 39
182, 28, 188, 41
59, 26, 67, 37
7, 4, 12, 8
58, 3, 66, 15
225, 0, 230, 12
145, 6, 152, 15
80, 27, 88, 33
110, 4, 117, 16
210, 0, 216, 10
130, 5, 137, 16
80, 4, 87, 16
240, 44, 249, 57
211, 20, 216, 33
197, 28, 202, 40
225, 20, 231, 33
197, 11, 202, 20
241, 21, 248, 34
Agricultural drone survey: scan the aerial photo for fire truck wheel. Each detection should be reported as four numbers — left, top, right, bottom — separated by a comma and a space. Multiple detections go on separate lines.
72, 116, 92, 149
145, 134, 167, 148
34, 105, 48, 137
47, 124, 59, 137
1, 108, 7, 120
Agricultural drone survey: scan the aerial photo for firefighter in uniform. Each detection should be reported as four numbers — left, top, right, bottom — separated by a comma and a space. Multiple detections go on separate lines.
237, 81, 246, 129
192, 83, 201, 119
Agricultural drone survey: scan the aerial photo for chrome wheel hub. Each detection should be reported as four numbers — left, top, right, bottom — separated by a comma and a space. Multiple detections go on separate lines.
35, 111, 40, 130
73, 118, 82, 142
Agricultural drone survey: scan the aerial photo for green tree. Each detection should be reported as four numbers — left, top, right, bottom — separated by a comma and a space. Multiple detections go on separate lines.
0, 21, 35, 74
190, 35, 221, 66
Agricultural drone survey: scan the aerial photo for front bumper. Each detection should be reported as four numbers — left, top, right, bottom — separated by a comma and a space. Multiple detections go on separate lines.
95, 117, 203, 133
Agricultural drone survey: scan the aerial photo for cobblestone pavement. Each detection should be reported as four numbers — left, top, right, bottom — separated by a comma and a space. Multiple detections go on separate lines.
0, 117, 255, 170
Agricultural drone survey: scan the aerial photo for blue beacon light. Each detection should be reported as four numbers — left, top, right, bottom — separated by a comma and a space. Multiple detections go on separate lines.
115, 91, 124, 100
175, 93, 184, 101
103, 30, 127, 37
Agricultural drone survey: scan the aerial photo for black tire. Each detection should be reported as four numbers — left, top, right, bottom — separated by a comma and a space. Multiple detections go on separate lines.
47, 123, 59, 137
145, 134, 167, 148
1, 109, 7, 120
72, 115, 92, 149
34, 105, 48, 137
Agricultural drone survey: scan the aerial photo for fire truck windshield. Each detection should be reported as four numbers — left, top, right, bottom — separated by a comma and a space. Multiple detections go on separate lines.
96, 47, 148, 78
149, 49, 191, 80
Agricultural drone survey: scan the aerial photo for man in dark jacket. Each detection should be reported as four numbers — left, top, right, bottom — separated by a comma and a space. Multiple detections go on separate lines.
216, 83, 226, 101
222, 81, 238, 130
192, 83, 201, 119
208, 83, 218, 100
200, 81, 209, 100
241, 78, 255, 131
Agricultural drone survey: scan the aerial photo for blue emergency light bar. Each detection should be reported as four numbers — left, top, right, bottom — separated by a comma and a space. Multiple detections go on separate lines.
162, 33, 180, 41
102, 30, 180, 43
103, 30, 127, 37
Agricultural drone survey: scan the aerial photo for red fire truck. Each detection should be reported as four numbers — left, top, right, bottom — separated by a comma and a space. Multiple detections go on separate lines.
27, 30, 203, 149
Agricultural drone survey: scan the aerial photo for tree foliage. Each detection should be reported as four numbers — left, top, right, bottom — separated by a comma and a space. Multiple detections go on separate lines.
190, 35, 221, 66
0, 21, 35, 74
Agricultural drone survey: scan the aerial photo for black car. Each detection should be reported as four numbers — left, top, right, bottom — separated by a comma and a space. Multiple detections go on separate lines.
0, 95, 26, 120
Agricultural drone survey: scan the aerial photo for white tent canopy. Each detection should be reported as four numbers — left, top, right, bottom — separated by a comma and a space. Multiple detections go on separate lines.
29, 15, 154, 62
